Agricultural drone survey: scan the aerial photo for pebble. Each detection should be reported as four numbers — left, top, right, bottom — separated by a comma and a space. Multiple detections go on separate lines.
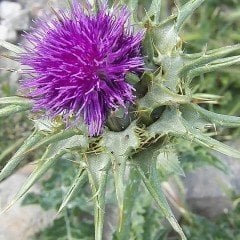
0, 24, 17, 41
0, 1, 22, 20
0, 165, 56, 240
183, 140, 240, 219
0, 1, 29, 42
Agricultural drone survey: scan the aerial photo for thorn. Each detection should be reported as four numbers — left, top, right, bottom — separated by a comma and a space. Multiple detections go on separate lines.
0, 54, 19, 61
202, 44, 208, 55
0, 67, 21, 73
174, 0, 180, 12
51, 7, 64, 23
0, 200, 16, 215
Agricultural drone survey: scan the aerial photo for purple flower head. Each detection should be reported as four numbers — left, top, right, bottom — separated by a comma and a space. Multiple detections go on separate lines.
20, 1, 144, 136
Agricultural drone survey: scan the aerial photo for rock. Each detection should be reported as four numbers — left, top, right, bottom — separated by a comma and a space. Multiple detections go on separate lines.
0, 1, 29, 42
0, 165, 56, 240
0, 24, 17, 41
183, 141, 240, 219
217, 140, 240, 194
183, 166, 232, 219
1, 11, 30, 32
0, 2, 22, 20
18, 0, 68, 18
10, 11, 30, 31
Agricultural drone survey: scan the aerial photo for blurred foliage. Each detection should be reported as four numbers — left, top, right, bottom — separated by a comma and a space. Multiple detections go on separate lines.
176, 140, 229, 174
32, 216, 94, 240
151, 202, 240, 240
181, 0, 240, 122
182, 207, 240, 240
0, 69, 32, 167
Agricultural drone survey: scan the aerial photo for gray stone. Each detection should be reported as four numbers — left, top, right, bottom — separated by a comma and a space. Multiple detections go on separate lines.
9, 11, 30, 31
183, 141, 240, 219
1, 11, 30, 32
216, 140, 240, 194
18, 0, 68, 18
183, 166, 233, 219
0, 165, 56, 240
0, 24, 17, 41
0, 2, 22, 20
0, 1, 29, 42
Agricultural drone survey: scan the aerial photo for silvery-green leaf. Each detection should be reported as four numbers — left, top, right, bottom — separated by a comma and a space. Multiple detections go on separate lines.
0, 131, 45, 182
27, 129, 83, 153
103, 123, 139, 214
117, 168, 141, 238
33, 118, 57, 132
176, 0, 205, 31
0, 138, 24, 164
0, 97, 32, 106
0, 39, 23, 54
142, 30, 155, 66
181, 104, 209, 132
138, 83, 190, 111
2, 146, 65, 213
191, 104, 240, 128
183, 119, 240, 158
183, 44, 240, 61
155, 149, 185, 177
160, 55, 184, 90
147, 0, 162, 23
2, 134, 87, 212
132, 142, 186, 240
148, 107, 186, 137
187, 55, 240, 81
135, 155, 186, 240
181, 44, 240, 76
41, 134, 88, 159
125, 0, 138, 22
152, 15, 178, 55
103, 122, 139, 156
86, 153, 111, 240
58, 169, 88, 213
0, 105, 30, 117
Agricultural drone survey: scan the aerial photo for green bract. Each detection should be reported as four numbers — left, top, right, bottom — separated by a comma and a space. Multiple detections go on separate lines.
1, 1, 240, 239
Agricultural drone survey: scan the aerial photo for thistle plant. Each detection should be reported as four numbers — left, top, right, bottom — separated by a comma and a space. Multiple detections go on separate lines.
1, 0, 240, 239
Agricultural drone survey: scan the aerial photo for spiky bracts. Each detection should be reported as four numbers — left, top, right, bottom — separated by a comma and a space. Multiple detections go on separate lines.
20, 1, 144, 136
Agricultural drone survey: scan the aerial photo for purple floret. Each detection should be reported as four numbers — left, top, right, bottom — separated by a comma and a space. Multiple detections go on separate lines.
20, 1, 144, 136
